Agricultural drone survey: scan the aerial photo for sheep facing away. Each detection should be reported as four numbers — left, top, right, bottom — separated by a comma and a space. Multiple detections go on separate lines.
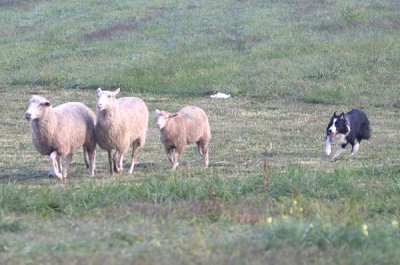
25, 95, 96, 179
155, 106, 211, 169
95, 88, 149, 175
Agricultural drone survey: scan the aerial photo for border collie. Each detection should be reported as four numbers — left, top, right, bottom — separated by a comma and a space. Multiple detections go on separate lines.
325, 109, 371, 160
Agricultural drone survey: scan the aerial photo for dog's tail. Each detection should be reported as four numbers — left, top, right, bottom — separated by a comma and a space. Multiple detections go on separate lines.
360, 121, 371, 140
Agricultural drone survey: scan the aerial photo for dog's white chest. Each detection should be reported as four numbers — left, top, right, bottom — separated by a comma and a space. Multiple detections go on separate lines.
334, 133, 347, 145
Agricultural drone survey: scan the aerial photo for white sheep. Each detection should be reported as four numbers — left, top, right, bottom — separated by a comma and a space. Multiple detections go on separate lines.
25, 95, 96, 179
154, 106, 211, 169
95, 88, 149, 175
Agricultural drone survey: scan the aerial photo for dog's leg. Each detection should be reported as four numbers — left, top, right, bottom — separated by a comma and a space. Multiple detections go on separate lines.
332, 145, 345, 160
324, 136, 331, 155
351, 141, 360, 155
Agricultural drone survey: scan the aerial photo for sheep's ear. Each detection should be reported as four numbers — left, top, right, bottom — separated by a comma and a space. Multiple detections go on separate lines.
155, 109, 160, 115
113, 88, 121, 96
169, 113, 178, 118
96, 88, 102, 95
41, 101, 51, 107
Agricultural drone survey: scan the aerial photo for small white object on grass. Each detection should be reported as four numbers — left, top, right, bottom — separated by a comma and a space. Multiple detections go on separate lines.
210, 92, 231, 99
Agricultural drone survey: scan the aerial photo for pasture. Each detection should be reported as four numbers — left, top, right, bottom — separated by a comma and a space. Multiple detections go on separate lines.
1, 0, 400, 264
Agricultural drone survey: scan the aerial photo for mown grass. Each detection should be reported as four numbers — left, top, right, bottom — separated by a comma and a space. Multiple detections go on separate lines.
1, 0, 400, 264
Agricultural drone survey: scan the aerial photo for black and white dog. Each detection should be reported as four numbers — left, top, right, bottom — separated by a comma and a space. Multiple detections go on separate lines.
325, 109, 371, 160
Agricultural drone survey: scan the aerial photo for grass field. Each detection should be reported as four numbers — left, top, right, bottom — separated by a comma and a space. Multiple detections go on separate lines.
1, 0, 400, 264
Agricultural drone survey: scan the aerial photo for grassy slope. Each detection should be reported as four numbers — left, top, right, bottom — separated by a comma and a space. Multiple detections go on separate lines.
1, 0, 400, 264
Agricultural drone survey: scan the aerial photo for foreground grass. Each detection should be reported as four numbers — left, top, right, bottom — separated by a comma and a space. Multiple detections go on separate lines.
1, 0, 400, 264
1, 169, 400, 264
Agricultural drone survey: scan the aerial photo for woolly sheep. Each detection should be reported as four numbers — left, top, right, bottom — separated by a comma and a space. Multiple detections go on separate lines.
154, 106, 211, 169
95, 88, 149, 175
25, 95, 96, 180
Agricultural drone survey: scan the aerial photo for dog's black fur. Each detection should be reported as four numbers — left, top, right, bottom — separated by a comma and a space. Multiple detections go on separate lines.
325, 109, 371, 157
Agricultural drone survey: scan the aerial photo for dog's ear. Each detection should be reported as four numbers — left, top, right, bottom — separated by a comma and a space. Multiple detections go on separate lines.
339, 112, 345, 119
333, 111, 337, 117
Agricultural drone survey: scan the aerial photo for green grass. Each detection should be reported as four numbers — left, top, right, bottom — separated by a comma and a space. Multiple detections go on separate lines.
2, 0, 400, 103
1, 0, 400, 264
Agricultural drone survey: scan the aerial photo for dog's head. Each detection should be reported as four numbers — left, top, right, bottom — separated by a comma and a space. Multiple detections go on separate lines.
326, 111, 350, 139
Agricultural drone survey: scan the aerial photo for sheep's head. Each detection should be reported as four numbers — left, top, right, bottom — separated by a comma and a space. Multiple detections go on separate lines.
25, 95, 51, 121
154, 109, 177, 130
96, 88, 120, 111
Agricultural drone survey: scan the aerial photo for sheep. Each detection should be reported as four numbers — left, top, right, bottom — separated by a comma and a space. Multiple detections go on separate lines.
25, 95, 96, 180
95, 88, 149, 175
154, 106, 211, 169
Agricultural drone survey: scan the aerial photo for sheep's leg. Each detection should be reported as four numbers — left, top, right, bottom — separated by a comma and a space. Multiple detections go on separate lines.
112, 152, 118, 173
172, 151, 180, 169
166, 148, 174, 165
49, 155, 62, 177
196, 142, 204, 156
83, 146, 90, 169
62, 153, 73, 179
129, 140, 141, 174
88, 149, 96, 176
112, 150, 119, 173
172, 147, 183, 170
202, 145, 209, 167
113, 151, 122, 173
197, 141, 209, 167
204, 152, 209, 167
49, 151, 63, 180
108, 150, 114, 175
57, 156, 62, 173
118, 153, 124, 173
128, 157, 135, 173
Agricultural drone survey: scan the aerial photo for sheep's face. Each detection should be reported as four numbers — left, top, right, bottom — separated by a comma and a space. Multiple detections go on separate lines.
96, 88, 120, 111
154, 110, 171, 130
25, 95, 51, 121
